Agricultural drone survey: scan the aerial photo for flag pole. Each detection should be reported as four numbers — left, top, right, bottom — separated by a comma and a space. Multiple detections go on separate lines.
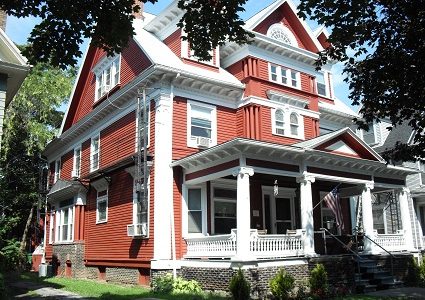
312, 183, 342, 211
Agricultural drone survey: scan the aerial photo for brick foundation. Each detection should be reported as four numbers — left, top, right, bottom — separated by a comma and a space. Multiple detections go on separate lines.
106, 267, 139, 285
52, 242, 85, 278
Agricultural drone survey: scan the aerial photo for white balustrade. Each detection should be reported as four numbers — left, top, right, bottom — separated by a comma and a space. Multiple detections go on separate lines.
184, 229, 304, 259
374, 231, 406, 252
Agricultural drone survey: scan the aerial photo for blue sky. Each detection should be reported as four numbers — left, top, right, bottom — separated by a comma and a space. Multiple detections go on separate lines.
4, 0, 351, 109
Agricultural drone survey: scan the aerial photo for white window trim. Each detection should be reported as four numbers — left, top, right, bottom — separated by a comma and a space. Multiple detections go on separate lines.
271, 107, 305, 140
94, 54, 121, 101
90, 134, 100, 172
54, 204, 74, 243
96, 189, 108, 224
182, 183, 207, 238
72, 146, 82, 178
54, 159, 61, 183
269, 63, 301, 89
186, 100, 217, 148
210, 181, 237, 235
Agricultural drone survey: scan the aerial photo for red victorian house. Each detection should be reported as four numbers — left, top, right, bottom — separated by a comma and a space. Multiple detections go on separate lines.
41, 0, 419, 293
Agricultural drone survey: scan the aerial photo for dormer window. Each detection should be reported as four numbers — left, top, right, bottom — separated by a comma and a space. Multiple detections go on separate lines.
267, 23, 298, 47
94, 55, 121, 101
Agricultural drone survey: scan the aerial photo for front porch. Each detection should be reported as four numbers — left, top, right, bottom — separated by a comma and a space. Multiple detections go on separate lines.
172, 137, 417, 261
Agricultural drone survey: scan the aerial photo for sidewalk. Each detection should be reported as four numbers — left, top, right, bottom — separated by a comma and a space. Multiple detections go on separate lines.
8, 280, 88, 299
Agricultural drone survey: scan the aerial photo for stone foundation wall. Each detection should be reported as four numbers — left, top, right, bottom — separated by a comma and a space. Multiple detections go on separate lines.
52, 242, 85, 278
106, 267, 139, 285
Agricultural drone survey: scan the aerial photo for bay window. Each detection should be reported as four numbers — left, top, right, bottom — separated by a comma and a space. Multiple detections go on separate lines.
55, 199, 74, 243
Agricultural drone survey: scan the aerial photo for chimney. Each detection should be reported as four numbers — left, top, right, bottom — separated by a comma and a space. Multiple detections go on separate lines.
0, 10, 7, 31
132, 1, 144, 20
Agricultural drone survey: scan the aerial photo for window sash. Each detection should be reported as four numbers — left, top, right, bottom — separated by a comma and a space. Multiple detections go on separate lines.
73, 148, 81, 177
56, 206, 73, 242
96, 56, 120, 100
97, 194, 108, 223
91, 136, 100, 171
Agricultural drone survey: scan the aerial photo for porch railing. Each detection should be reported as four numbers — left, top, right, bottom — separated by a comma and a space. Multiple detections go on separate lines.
184, 229, 304, 259
374, 230, 406, 252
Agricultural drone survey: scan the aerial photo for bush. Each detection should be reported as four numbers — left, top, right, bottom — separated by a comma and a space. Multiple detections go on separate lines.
229, 268, 250, 300
270, 268, 295, 299
151, 273, 202, 295
406, 257, 421, 286
309, 264, 329, 299
0, 239, 27, 271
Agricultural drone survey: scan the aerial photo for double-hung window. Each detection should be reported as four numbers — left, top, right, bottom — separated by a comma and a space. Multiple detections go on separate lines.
269, 64, 300, 88
95, 55, 121, 100
187, 101, 217, 148
55, 199, 74, 242
72, 147, 81, 178
90, 135, 100, 172
213, 186, 237, 234
316, 73, 327, 97
184, 184, 207, 236
96, 189, 108, 223
272, 108, 304, 139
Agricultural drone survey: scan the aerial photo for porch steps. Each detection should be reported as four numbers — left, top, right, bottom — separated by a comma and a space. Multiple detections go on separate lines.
355, 256, 403, 293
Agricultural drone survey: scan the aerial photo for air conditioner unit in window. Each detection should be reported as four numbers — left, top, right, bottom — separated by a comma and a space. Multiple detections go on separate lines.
196, 137, 210, 148
127, 223, 147, 237
71, 170, 80, 179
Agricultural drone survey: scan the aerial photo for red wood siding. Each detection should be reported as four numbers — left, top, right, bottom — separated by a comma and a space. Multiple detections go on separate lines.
217, 106, 237, 143
253, 2, 319, 53
80, 139, 91, 179
60, 150, 73, 181
44, 212, 53, 260
226, 60, 244, 81
164, 29, 182, 57
48, 162, 55, 188
99, 111, 136, 169
64, 39, 152, 130
84, 169, 154, 263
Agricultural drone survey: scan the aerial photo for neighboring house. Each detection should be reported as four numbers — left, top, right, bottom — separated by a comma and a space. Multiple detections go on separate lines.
0, 12, 29, 148
42, 0, 418, 292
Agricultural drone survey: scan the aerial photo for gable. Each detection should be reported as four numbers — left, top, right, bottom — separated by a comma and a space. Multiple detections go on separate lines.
62, 39, 152, 133
316, 133, 380, 161
251, 1, 320, 53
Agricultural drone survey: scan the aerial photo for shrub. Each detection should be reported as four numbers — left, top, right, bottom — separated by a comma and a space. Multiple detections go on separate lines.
270, 268, 295, 299
229, 268, 250, 300
309, 264, 329, 299
151, 273, 202, 295
0, 239, 27, 271
406, 257, 421, 286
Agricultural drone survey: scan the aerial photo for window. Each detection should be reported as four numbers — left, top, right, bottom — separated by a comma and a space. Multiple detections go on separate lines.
72, 147, 81, 178
316, 73, 327, 97
275, 109, 285, 135
269, 64, 300, 88
272, 108, 304, 139
54, 159, 61, 183
187, 101, 217, 148
55, 199, 74, 243
95, 56, 121, 100
290, 113, 299, 136
96, 189, 108, 223
213, 186, 237, 234
188, 189, 202, 234
90, 135, 100, 172
132, 175, 149, 231
266, 23, 298, 46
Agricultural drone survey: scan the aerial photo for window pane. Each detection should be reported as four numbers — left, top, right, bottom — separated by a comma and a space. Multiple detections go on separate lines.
281, 68, 287, 84
192, 118, 211, 128
98, 200, 107, 221
188, 189, 202, 210
214, 188, 237, 199
276, 198, 291, 220
62, 225, 68, 241
290, 113, 298, 124
63, 209, 69, 224
291, 125, 298, 136
275, 110, 284, 122
214, 218, 236, 234
191, 126, 211, 138
317, 83, 327, 96
105, 68, 111, 86
114, 58, 120, 84
214, 201, 236, 217
188, 211, 202, 233
191, 105, 212, 119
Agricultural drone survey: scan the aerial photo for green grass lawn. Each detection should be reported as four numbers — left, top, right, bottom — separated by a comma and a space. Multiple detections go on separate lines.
18, 272, 227, 300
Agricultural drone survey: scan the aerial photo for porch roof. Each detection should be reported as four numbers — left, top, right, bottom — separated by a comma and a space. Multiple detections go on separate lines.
170, 137, 417, 178
47, 179, 88, 202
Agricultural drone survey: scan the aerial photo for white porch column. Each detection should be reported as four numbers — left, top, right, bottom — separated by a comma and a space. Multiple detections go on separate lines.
153, 90, 173, 260
297, 175, 316, 256
398, 187, 415, 251
233, 167, 254, 261
361, 183, 378, 254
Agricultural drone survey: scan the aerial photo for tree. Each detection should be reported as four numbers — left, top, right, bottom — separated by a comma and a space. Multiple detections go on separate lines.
1, 0, 252, 68
297, 0, 425, 161
0, 62, 75, 260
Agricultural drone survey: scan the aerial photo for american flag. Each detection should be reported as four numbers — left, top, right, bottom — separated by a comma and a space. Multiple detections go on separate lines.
323, 186, 344, 231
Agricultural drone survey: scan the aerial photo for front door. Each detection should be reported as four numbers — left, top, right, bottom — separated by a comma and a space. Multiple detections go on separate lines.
262, 187, 295, 234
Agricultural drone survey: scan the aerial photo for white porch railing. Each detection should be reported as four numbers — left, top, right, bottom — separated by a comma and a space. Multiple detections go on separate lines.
373, 230, 406, 252
184, 229, 304, 259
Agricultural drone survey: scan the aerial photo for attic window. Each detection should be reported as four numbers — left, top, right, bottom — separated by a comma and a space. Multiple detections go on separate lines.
94, 55, 121, 101
267, 23, 298, 46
